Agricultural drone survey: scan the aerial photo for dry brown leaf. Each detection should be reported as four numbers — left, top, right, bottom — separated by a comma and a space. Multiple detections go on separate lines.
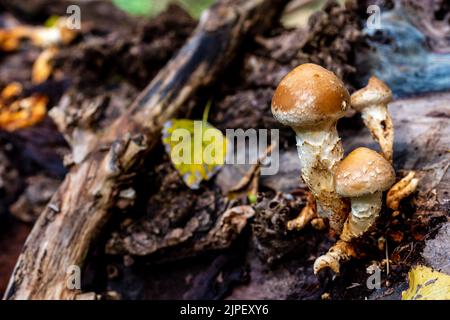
1, 82, 23, 100
0, 18, 77, 52
0, 94, 48, 131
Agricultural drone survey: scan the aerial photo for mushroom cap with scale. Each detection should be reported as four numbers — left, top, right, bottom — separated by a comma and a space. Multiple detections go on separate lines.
334, 147, 395, 197
271, 63, 350, 129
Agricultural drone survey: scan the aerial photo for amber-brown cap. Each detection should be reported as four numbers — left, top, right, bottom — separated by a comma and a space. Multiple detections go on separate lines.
351, 76, 392, 112
271, 63, 350, 129
335, 147, 395, 197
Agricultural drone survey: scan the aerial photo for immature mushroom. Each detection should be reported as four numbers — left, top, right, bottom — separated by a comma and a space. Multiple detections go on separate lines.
314, 147, 395, 274
351, 76, 394, 162
272, 63, 350, 233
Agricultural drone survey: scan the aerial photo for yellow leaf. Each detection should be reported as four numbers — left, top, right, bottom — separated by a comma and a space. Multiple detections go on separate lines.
162, 118, 228, 189
402, 265, 450, 300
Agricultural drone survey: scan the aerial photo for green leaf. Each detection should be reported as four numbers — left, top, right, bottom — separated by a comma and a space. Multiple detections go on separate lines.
177, 0, 215, 18
248, 194, 257, 204
44, 15, 60, 28
112, 0, 168, 16
112, 0, 214, 18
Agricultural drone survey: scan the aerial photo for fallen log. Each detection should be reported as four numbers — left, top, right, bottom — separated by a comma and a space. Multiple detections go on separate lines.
4, 0, 289, 300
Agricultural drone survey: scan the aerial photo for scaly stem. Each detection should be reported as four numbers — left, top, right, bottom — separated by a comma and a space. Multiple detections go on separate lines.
293, 122, 349, 233
314, 192, 382, 274
340, 192, 382, 242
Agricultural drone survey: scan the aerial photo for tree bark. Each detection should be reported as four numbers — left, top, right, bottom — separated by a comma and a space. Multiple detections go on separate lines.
4, 0, 289, 300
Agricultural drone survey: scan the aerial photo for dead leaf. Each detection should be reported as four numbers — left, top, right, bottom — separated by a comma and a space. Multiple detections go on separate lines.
1, 82, 23, 100
0, 18, 77, 52
0, 94, 48, 131
32, 47, 59, 84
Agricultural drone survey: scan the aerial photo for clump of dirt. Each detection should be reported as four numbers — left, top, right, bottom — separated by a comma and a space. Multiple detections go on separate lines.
252, 191, 307, 265
54, 4, 196, 92
105, 152, 230, 259
296, 0, 363, 88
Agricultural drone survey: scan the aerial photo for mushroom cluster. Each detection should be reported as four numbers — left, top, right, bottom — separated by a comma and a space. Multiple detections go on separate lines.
271, 63, 400, 275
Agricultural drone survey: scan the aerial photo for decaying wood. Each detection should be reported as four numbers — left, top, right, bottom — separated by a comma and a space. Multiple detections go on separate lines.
4, 0, 289, 300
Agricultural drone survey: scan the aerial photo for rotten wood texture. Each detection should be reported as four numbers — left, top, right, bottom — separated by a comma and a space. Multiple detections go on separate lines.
4, 0, 289, 300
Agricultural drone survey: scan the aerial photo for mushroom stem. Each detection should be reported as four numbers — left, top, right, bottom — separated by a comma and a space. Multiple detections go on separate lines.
313, 192, 382, 274
314, 147, 395, 275
313, 240, 356, 274
351, 76, 394, 162
293, 122, 349, 233
340, 192, 382, 242
360, 104, 394, 162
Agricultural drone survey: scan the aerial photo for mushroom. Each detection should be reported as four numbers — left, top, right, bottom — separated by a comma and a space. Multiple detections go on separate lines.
272, 63, 350, 232
351, 76, 394, 162
387, 171, 419, 216
313, 147, 395, 274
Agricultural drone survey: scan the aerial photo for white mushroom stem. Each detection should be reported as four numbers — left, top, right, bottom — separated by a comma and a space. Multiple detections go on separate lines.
360, 104, 394, 162
293, 122, 349, 233
340, 192, 382, 242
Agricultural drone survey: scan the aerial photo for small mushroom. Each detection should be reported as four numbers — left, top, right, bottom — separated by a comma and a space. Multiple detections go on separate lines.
314, 147, 395, 274
351, 77, 394, 162
272, 63, 350, 232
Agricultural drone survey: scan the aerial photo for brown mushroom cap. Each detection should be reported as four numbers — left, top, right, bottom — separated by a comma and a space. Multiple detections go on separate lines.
335, 147, 395, 197
271, 63, 350, 129
351, 76, 392, 111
